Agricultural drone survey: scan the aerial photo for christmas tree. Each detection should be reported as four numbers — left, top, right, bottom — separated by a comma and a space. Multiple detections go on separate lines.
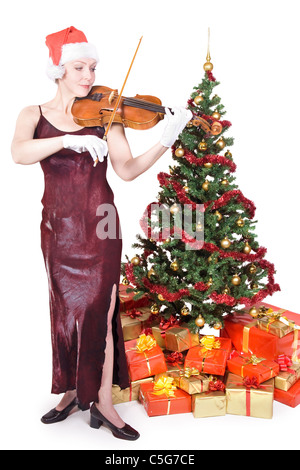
122, 41, 280, 334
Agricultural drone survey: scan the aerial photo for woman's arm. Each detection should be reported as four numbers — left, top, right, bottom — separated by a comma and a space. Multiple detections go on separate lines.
11, 106, 64, 165
106, 107, 192, 182
106, 123, 167, 182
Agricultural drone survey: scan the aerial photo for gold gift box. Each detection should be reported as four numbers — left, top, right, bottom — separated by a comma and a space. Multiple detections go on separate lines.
121, 307, 153, 342
164, 326, 199, 352
192, 391, 226, 418
152, 324, 167, 350
112, 377, 154, 405
257, 314, 294, 339
275, 363, 300, 392
170, 370, 210, 395
226, 372, 274, 419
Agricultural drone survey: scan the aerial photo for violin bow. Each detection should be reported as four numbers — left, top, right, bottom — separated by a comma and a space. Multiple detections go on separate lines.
93, 36, 143, 167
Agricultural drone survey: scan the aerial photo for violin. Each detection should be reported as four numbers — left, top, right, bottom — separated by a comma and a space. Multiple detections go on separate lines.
71, 85, 222, 135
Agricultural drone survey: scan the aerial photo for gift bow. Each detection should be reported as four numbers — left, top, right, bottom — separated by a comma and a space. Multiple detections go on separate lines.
200, 335, 221, 352
135, 334, 157, 352
152, 376, 177, 397
242, 376, 260, 389
208, 376, 225, 392
179, 367, 200, 378
277, 354, 295, 374
166, 352, 184, 364
246, 354, 265, 366
159, 314, 180, 331
123, 308, 142, 319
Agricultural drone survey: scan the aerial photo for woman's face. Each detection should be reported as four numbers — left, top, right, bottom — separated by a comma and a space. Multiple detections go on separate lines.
60, 58, 97, 97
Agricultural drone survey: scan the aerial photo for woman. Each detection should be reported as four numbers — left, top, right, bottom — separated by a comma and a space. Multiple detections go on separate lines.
11, 26, 192, 441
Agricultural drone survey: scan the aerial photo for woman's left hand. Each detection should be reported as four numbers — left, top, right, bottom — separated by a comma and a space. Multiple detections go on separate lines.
160, 107, 193, 148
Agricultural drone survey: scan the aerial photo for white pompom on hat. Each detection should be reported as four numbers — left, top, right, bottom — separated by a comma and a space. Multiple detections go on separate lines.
45, 26, 99, 81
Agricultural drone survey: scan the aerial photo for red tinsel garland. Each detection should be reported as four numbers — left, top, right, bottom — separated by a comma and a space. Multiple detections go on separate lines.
206, 71, 216, 82
172, 147, 237, 172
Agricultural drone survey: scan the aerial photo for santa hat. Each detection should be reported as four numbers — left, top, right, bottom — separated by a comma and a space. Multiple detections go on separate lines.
45, 26, 99, 81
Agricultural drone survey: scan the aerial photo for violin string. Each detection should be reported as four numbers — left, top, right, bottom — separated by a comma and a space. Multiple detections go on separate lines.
122, 97, 166, 113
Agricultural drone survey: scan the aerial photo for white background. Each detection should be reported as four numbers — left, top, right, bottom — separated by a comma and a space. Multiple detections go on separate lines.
1, 0, 299, 451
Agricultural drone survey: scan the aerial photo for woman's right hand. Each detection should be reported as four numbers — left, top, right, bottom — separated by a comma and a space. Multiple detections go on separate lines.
63, 134, 108, 164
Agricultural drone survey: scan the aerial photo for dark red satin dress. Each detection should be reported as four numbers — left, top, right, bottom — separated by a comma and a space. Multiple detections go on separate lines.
34, 109, 130, 410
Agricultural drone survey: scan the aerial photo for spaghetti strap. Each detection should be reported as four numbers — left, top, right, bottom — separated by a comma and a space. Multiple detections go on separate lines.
38, 105, 43, 115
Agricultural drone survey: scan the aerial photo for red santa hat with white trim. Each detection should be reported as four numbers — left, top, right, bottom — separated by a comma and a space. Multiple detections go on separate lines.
45, 26, 99, 81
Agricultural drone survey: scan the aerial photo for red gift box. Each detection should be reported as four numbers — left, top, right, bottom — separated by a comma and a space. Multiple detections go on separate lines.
139, 380, 192, 416
274, 378, 300, 408
221, 302, 300, 362
125, 334, 167, 381
119, 283, 149, 312
184, 336, 232, 376
227, 351, 279, 384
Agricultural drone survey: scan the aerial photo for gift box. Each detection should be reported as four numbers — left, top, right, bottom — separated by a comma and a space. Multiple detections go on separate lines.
221, 302, 300, 362
125, 334, 167, 381
121, 307, 153, 342
164, 325, 200, 352
192, 390, 226, 418
139, 378, 192, 416
169, 368, 210, 395
226, 373, 274, 419
112, 377, 154, 405
184, 336, 232, 376
119, 283, 149, 312
274, 378, 300, 408
154, 351, 186, 380
256, 307, 296, 338
151, 316, 182, 350
227, 351, 279, 384
274, 355, 300, 392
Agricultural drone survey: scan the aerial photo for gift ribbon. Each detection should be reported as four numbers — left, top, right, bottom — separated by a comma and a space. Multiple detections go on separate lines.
166, 352, 184, 365
127, 334, 157, 376
179, 367, 200, 378
276, 354, 295, 374
228, 375, 272, 417
198, 335, 222, 373
152, 376, 177, 414
209, 378, 225, 392
122, 308, 143, 319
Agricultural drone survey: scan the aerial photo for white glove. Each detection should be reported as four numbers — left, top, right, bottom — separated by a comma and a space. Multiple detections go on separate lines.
63, 134, 108, 164
160, 107, 193, 148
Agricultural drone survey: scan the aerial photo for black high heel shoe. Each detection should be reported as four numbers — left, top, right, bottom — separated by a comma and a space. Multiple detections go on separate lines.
41, 397, 78, 424
90, 403, 140, 440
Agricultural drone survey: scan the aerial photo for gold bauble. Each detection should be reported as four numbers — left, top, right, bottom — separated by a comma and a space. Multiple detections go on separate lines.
169, 166, 175, 175
121, 277, 129, 285
181, 305, 190, 316
131, 256, 140, 266
194, 95, 204, 105
206, 277, 213, 287
150, 303, 160, 315
164, 237, 171, 243
175, 146, 185, 157
221, 178, 229, 186
204, 161, 213, 168
212, 110, 221, 120
204, 61, 213, 72
202, 180, 210, 191
208, 255, 218, 263
251, 282, 259, 289
243, 241, 252, 254
214, 210, 222, 221
195, 315, 205, 327
198, 140, 208, 151
170, 203, 180, 215
225, 150, 232, 158
183, 185, 189, 193
213, 321, 222, 330
236, 216, 245, 227
220, 237, 231, 249
249, 264, 257, 274
158, 294, 165, 301
231, 274, 241, 286
147, 268, 155, 278
170, 260, 179, 271
222, 286, 231, 295
249, 306, 259, 318
216, 138, 225, 149
196, 222, 203, 232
